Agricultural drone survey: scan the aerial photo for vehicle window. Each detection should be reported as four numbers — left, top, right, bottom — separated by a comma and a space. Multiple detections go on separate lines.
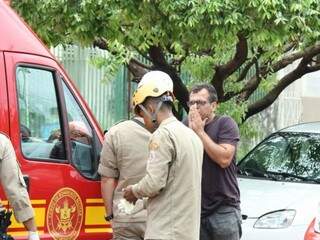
17, 66, 66, 160
239, 132, 320, 182
62, 81, 96, 178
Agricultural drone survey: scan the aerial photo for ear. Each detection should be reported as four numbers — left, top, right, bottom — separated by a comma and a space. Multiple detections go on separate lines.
136, 109, 144, 118
146, 102, 156, 113
211, 101, 218, 110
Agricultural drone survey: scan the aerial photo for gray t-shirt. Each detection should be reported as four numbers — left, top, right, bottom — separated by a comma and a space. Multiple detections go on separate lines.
201, 115, 240, 217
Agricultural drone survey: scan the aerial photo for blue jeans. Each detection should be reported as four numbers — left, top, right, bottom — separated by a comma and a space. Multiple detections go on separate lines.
200, 206, 242, 240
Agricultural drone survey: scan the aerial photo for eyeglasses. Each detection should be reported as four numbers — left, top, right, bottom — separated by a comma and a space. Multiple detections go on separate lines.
187, 100, 209, 107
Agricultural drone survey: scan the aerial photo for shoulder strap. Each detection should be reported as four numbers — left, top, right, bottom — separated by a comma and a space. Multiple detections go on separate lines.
131, 118, 148, 131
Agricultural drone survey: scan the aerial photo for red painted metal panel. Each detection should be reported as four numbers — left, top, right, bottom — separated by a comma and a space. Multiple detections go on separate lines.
305, 218, 320, 240
0, 52, 9, 134
0, 1, 52, 58
0, 1, 110, 239
3, 52, 108, 240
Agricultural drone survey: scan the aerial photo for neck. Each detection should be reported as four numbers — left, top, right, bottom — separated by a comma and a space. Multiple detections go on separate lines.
206, 112, 215, 124
156, 110, 173, 125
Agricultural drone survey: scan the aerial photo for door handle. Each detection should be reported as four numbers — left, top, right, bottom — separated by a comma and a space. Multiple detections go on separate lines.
23, 175, 30, 192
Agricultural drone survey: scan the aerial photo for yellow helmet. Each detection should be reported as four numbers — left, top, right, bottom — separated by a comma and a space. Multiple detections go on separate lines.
132, 71, 174, 112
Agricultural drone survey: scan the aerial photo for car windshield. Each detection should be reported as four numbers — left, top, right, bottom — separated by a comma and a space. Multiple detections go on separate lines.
238, 132, 320, 183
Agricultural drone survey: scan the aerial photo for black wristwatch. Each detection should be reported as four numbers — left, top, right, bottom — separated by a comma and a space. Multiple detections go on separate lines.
105, 214, 113, 221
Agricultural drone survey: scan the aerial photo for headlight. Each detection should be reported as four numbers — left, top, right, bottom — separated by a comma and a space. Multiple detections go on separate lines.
254, 210, 296, 229
315, 203, 320, 233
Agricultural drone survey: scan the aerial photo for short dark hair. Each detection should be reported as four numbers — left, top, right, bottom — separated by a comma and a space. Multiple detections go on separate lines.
189, 84, 218, 102
143, 95, 173, 111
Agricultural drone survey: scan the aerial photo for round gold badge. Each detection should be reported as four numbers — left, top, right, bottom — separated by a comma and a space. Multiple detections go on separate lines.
149, 141, 159, 150
47, 188, 83, 240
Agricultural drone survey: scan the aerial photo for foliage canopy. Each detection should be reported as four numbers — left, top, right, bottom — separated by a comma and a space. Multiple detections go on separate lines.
12, 0, 320, 125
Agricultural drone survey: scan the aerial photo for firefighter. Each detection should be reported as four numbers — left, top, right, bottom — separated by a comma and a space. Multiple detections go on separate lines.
0, 133, 39, 240
123, 71, 203, 240
98, 116, 151, 239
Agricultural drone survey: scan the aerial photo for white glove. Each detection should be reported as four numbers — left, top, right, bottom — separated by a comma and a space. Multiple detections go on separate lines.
118, 199, 135, 215
28, 231, 40, 240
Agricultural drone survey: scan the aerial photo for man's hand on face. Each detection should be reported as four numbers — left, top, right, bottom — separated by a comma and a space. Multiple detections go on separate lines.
188, 105, 207, 135
123, 185, 138, 204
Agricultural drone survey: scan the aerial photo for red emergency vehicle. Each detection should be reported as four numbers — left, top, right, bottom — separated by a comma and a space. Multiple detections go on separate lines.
0, 2, 111, 239
305, 218, 320, 240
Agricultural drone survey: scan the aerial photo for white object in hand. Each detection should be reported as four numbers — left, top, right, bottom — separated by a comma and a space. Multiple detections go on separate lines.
118, 199, 135, 215
28, 231, 40, 240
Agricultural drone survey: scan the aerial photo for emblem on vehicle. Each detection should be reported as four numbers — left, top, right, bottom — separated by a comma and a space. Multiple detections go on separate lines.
47, 188, 83, 240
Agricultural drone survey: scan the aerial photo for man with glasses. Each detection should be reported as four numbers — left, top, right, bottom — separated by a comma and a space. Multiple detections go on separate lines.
186, 84, 242, 240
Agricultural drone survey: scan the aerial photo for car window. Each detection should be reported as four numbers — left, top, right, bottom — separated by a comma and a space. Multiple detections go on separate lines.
239, 132, 320, 182
62, 81, 96, 178
17, 66, 66, 160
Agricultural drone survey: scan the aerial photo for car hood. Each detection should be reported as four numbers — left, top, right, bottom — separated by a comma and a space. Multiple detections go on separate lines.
238, 177, 320, 219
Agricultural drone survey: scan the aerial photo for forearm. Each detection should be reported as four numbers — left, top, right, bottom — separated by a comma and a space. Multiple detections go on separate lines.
132, 171, 167, 199
24, 218, 40, 240
101, 177, 116, 215
197, 131, 233, 168
23, 217, 37, 231
2, 150, 35, 223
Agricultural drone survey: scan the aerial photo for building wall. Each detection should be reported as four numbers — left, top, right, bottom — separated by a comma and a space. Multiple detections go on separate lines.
301, 71, 320, 122
301, 97, 320, 122
242, 62, 319, 155
51, 45, 130, 130
274, 60, 320, 129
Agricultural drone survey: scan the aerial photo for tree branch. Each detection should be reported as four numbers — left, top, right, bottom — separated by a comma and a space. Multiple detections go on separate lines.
236, 58, 262, 101
212, 33, 248, 100
237, 43, 320, 109
148, 46, 190, 111
237, 47, 264, 83
170, 51, 188, 67
224, 51, 263, 102
92, 38, 151, 82
195, 48, 215, 56
93, 38, 108, 50
130, 58, 153, 70
244, 54, 318, 120
264, 42, 320, 75
283, 41, 298, 54
132, 46, 152, 62
306, 63, 320, 72
236, 59, 255, 83
128, 59, 148, 82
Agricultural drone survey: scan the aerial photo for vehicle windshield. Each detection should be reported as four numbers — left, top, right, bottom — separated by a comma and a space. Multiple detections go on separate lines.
238, 132, 320, 183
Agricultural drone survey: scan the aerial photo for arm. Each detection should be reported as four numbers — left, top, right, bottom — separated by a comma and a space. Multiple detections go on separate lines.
0, 135, 39, 239
0, 136, 35, 222
197, 131, 235, 168
23, 218, 37, 231
97, 131, 119, 217
24, 218, 39, 240
101, 177, 117, 216
188, 106, 238, 168
124, 131, 173, 201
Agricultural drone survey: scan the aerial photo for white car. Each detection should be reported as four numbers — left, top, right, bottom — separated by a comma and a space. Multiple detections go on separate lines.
238, 122, 320, 240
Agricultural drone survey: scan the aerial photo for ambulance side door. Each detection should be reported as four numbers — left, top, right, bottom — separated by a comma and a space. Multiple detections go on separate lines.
0, 51, 9, 134
4, 52, 111, 240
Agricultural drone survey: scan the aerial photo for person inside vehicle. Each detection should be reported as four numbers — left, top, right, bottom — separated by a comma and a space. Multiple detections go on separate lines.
20, 124, 32, 143
49, 121, 92, 159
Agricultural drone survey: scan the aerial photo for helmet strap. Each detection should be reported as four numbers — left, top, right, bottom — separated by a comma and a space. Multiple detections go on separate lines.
138, 101, 163, 126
